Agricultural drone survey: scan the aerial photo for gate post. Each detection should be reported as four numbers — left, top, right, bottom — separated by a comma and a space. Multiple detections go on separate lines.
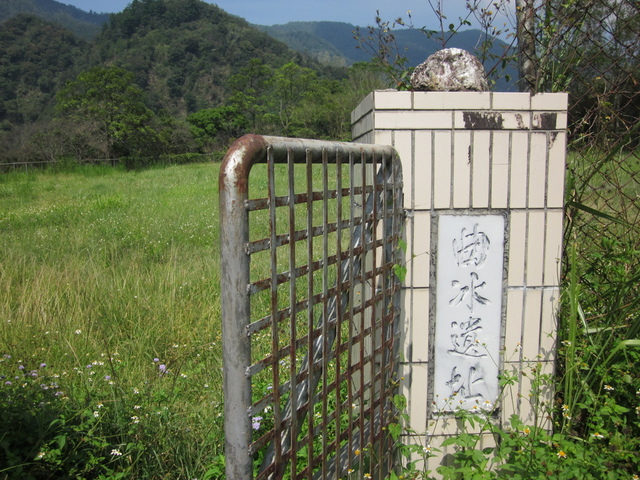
219, 138, 257, 480
352, 91, 568, 468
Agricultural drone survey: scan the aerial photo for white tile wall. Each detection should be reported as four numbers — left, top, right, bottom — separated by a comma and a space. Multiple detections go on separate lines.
452, 130, 472, 208
472, 131, 491, 208
351, 90, 567, 465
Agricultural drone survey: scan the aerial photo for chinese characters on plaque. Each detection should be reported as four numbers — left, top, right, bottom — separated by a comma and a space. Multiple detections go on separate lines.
433, 215, 505, 412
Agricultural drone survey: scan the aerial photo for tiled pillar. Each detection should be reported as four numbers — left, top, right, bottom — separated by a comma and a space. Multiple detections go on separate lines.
351, 90, 567, 470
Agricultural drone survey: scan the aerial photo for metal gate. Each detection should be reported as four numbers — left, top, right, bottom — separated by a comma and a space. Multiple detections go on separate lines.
219, 135, 404, 480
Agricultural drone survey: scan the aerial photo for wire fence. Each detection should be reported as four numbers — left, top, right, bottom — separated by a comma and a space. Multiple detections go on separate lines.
521, 0, 639, 306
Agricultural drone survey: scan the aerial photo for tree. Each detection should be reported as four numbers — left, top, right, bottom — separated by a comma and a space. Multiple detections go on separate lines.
56, 65, 161, 158
271, 62, 319, 136
227, 59, 273, 132
186, 105, 248, 150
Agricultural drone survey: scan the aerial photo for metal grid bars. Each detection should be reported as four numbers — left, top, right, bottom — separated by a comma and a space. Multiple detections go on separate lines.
219, 135, 404, 480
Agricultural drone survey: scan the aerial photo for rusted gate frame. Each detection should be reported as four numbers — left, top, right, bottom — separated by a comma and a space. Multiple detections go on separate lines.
220, 135, 404, 480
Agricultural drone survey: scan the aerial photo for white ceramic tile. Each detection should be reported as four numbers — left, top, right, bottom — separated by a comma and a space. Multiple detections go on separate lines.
528, 133, 547, 209
491, 131, 510, 209
539, 288, 560, 360
508, 210, 527, 286
453, 110, 507, 130
547, 133, 566, 208
492, 92, 531, 110
500, 362, 522, 422
414, 131, 433, 210
374, 130, 393, 146
408, 363, 430, 433
351, 92, 373, 124
522, 288, 543, 360
472, 131, 490, 208
478, 433, 497, 451
452, 130, 471, 208
491, 165, 509, 209
509, 132, 529, 209
351, 113, 373, 140
434, 416, 484, 436
375, 111, 453, 130
400, 288, 413, 360
393, 130, 414, 210
433, 131, 452, 209
410, 212, 431, 289
556, 112, 568, 129
411, 289, 431, 362
502, 111, 530, 130
414, 91, 492, 110
531, 92, 568, 111
517, 372, 536, 425
374, 89, 413, 110
504, 288, 524, 354
526, 210, 546, 287
543, 210, 564, 286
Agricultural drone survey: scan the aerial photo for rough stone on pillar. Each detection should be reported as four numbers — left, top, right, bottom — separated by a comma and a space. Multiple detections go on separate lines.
410, 48, 490, 92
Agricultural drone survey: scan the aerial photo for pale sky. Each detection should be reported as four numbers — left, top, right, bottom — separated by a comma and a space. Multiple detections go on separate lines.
63, 0, 515, 31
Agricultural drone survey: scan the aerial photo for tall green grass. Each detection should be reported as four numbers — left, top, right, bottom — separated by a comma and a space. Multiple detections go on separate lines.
0, 164, 225, 478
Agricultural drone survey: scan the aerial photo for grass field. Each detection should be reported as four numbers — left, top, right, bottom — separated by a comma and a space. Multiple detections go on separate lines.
1, 157, 639, 479
0, 163, 226, 478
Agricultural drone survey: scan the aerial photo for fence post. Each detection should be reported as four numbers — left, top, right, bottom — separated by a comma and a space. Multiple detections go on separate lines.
352, 90, 568, 469
219, 137, 261, 480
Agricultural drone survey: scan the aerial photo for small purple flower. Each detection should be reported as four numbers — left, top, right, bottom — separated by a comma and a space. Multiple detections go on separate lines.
86, 364, 92, 369
4, 381, 11, 386
158, 364, 167, 374
252, 416, 263, 430
104, 375, 111, 381
18, 365, 25, 370
153, 358, 160, 363
39, 363, 47, 368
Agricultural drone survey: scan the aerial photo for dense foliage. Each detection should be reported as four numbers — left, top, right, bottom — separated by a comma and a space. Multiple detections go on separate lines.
0, 0, 108, 40
0, 14, 87, 127
0, 0, 390, 165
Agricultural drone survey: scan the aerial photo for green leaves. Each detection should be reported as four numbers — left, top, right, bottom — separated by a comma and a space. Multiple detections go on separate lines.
56, 66, 162, 158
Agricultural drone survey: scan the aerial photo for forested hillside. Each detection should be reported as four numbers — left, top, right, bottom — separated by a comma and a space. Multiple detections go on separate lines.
0, 0, 388, 164
91, 0, 334, 116
0, 14, 88, 126
0, 0, 516, 166
0, 0, 109, 39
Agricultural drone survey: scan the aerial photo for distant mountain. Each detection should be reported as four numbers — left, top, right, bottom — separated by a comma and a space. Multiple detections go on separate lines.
259, 21, 518, 90
0, 0, 339, 128
0, 14, 88, 125
92, 0, 336, 116
0, 0, 109, 39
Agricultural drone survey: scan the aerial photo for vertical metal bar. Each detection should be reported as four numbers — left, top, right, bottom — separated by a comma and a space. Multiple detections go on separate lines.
380, 152, 391, 478
347, 152, 356, 474
369, 155, 379, 479
305, 150, 315, 480
220, 144, 255, 480
334, 149, 343, 479
287, 147, 298, 478
267, 148, 284, 479
358, 151, 367, 475
320, 147, 330, 480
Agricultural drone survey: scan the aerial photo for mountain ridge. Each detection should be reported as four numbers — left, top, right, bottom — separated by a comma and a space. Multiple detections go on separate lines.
258, 21, 517, 90
0, 0, 110, 39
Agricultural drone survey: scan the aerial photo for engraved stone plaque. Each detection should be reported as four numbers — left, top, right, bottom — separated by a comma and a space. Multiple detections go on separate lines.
433, 215, 505, 412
